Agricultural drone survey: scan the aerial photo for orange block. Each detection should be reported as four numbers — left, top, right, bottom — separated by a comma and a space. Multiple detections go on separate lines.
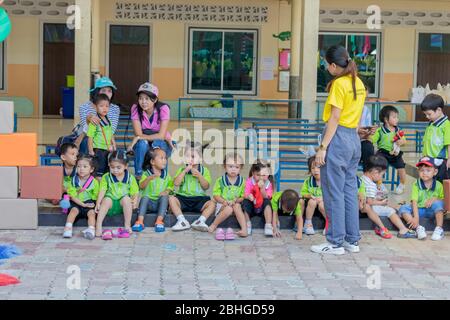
20, 166, 63, 200
0, 133, 37, 166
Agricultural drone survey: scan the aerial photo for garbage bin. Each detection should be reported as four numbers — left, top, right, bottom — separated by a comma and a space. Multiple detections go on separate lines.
62, 87, 74, 119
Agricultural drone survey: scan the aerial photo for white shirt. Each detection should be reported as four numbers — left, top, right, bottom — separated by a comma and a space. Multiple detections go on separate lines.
361, 175, 388, 200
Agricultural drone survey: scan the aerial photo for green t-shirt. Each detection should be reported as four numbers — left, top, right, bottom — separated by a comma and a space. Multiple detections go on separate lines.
271, 191, 302, 217
301, 176, 322, 198
67, 176, 99, 203
100, 171, 139, 200
213, 175, 245, 201
357, 176, 366, 196
422, 116, 450, 159
87, 116, 114, 151
174, 165, 211, 197
140, 169, 174, 201
372, 125, 405, 152
411, 179, 444, 208
63, 166, 76, 191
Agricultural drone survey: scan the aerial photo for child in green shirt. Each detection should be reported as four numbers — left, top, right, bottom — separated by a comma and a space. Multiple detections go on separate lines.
87, 94, 117, 178
398, 157, 446, 241
209, 152, 247, 239
271, 189, 303, 240
301, 156, 326, 236
169, 141, 216, 232
95, 151, 139, 240
372, 105, 407, 195
420, 94, 450, 182
132, 148, 173, 233
63, 154, 99, 240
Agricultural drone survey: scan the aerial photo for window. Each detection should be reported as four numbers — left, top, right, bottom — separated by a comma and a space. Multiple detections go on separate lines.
0, 41, 4, 91
188, 27, 258, 95
317, 32, 381, 97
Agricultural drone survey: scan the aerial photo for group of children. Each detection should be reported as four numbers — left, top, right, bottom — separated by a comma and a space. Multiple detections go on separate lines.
58, 92, 449, 242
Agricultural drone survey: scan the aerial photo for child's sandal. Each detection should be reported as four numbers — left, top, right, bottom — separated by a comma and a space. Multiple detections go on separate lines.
101, 229, 113, 240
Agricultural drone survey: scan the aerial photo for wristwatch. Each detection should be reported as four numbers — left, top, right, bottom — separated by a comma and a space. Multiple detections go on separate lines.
318, 144, 327, 151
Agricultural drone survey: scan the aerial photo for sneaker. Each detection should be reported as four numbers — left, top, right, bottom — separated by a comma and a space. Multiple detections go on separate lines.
191, 219, 209, 232
431, 227, 444, 241
343, 241, 360, 253
172, 219, 191, 231
155, 223, 165, 233
132, 222, 145, 233
374, 226, 393, 239
82, 227, 95, 240
303, 224, 315, 235
310, 242, 345, 255
397, 230, 417, 239
63, 228, 73, 238
395, 184, 405, 195
416, 225, 427, 240
264, 224, 273, 237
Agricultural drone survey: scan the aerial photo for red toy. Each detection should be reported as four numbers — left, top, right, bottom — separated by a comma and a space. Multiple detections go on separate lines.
0, 274, 20, 286
251, 183, 264, 210
393, 130, 405, 142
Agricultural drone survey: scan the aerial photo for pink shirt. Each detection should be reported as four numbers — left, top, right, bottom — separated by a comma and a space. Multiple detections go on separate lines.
131, 104, 171, 139
244, 177, 273, 199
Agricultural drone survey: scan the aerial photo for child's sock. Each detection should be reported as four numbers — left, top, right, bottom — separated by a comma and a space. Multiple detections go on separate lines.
177, 214, 186, 222
305, 219, 312, 226
65, 222, 73, 229
198, 215, 207, 223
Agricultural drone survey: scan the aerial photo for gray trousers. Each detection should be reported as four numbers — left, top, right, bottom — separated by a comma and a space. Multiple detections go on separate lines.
138, 195, 169, 218
321, 125, 361, 246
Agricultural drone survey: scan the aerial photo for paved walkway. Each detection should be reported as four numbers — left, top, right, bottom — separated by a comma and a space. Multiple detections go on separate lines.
1, 228, 450, 300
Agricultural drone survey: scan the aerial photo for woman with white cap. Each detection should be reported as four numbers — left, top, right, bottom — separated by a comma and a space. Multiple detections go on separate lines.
76, 77, 120, 154
129, 83, 173, 179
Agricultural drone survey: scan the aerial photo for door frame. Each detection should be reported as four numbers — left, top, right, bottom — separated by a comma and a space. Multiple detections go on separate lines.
39, 19, 72, 117
413, 29, 450, 121
105, 21, 153, 82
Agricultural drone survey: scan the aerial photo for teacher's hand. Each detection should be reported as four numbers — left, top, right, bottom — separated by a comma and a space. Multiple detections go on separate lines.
315, 149, 327, 167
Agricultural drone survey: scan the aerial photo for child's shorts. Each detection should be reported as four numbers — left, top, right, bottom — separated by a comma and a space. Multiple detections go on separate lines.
69, 200, 96, 220
371, 205, 396, 218
398, 201, 445, 219
376, 149, 405, 169
176, 195, 210, 213
242, 198, 271, 217
94, 148, 110, 177
106, 197, 124, 216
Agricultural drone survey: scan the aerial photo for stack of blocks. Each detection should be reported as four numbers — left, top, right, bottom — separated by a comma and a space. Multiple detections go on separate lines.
0, 101, 62, 230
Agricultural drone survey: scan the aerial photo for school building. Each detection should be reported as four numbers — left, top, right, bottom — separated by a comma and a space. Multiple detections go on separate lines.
1, 0, 450, 123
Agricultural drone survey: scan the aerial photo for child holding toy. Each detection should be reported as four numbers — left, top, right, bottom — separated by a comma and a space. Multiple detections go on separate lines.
95, 151, 139, 240
372, 105, 407, 194
209, 152, 247, 240
87, 94, 117, 178
63, 155, 99, 240
132, 148, 173, 233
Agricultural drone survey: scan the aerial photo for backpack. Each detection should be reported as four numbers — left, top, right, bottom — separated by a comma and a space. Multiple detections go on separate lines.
55, 123, 83, 156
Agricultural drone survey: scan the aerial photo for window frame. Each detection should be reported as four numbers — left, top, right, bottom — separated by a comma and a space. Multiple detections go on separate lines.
187, 26, 259, 96
317, 31, 382, 98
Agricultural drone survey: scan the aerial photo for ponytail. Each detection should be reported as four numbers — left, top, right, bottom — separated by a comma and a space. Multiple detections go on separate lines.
325, 45, 359, 100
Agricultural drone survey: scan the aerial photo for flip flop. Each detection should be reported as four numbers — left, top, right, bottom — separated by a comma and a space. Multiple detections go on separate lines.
215, 228, 225, 241
225, 228, 235, 240
101, 229, 113, 241
116, 228, 130, 238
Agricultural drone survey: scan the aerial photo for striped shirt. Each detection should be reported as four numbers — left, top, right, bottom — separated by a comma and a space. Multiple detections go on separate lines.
361, 175, 387, 200
79, 101, 120, 134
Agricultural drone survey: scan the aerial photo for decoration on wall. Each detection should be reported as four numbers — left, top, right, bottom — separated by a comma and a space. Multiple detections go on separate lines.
115, 3, 269, 23
273, 31, 291, 41
278, 49, 290, 71
0, 7, 11, 42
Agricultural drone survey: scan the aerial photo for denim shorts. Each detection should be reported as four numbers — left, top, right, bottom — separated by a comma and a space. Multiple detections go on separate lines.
398, 200, 445, 219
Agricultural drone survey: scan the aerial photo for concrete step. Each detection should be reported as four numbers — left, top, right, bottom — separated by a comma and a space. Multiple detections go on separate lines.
38, 208, 450, 232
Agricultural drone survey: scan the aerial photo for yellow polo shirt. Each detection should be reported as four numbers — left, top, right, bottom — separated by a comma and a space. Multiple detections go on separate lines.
323, 75, 366, 128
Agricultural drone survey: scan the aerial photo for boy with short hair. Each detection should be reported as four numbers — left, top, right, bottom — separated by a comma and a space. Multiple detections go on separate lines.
60, 142, 79, 193
398, 157, 446, 241
372, 105, 407, 194
420, 93, 450, 182
271, 189, 303, 240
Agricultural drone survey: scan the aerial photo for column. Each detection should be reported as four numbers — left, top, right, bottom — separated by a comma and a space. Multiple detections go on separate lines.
288, 0, 301, 118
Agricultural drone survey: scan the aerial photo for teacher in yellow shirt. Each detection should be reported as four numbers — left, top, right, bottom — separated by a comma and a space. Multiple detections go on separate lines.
311, 46, 366, 255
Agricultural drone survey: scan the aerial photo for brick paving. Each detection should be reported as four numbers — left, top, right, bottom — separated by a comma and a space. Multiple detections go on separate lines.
0, 227, 450, 300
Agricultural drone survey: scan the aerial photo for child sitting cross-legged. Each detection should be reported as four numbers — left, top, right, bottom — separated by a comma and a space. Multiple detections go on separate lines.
209, 152, 248, 240
398, 157, 446, 241
360, 155, 416, 239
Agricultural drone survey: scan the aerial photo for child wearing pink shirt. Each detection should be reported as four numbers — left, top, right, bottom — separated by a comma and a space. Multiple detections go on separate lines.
242, 160, 274, 237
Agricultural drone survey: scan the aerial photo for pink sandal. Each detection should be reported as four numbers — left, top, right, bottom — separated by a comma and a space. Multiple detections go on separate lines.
225, 228, 235, 240
215, 228, 225, 241
113, 228, 130, 238
101, 229, 113, 241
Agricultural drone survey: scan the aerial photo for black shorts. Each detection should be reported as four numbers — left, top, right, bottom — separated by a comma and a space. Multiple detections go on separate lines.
376, 149, 405, 169
176, 195, 210, 213
436, 160, 450, 182
69, 200, 96, 221
94, 148, 110, 177
242, 198, 271, 217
